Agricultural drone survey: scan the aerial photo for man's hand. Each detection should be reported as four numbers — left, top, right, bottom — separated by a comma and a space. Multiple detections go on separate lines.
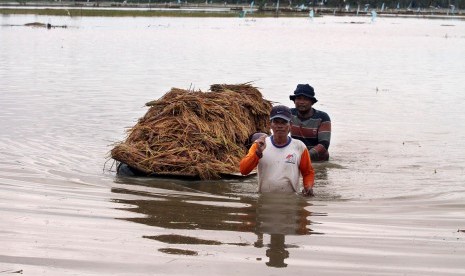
302, 187, 314, 197
255, 134, 267, 153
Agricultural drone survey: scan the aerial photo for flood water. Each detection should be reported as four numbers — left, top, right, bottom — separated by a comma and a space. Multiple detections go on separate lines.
1, 14, 465, 275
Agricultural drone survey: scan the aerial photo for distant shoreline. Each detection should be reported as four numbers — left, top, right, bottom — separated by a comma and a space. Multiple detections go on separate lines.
1, 2, 464, 19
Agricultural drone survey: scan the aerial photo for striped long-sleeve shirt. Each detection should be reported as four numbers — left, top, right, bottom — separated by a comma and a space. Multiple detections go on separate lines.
290, 108, 331, 161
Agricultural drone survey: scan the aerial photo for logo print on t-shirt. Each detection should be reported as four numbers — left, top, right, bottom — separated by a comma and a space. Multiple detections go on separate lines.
285, 153, 296, 164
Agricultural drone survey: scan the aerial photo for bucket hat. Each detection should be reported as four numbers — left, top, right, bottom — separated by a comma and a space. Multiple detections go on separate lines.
289, 84, 318, 103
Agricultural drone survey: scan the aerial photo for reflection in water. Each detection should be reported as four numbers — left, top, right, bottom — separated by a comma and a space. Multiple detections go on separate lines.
266, 234, 289, 268
253, 193, 323, 267
112, 180, 326, 268
158, 248, 198, 256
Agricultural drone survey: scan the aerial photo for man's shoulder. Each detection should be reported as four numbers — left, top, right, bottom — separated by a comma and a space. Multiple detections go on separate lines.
313, 109, 331, 121
290, 107, 330, 119
290, 137, 308, 150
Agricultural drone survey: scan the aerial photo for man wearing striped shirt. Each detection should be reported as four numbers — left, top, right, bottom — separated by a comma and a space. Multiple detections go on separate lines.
289, 84, 331, 162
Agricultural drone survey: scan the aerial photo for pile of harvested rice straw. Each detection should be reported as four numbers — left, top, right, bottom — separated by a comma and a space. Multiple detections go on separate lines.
111, 83, 272, 179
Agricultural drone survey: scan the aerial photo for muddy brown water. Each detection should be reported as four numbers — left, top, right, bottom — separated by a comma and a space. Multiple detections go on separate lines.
1, 15, 465, 275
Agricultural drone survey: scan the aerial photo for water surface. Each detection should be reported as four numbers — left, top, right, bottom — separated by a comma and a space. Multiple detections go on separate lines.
1, 15, 465, 275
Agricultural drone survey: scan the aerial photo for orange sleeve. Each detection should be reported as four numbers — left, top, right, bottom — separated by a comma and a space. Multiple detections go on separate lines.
299, 148, 315, 189
240, 143, 260, 175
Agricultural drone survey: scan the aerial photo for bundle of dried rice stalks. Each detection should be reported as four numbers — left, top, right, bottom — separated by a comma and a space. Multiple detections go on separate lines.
111, 83, 272, 180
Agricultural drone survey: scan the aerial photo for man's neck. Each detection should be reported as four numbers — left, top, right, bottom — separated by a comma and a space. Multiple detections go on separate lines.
298, 108, 314, 119
273, 135, 289, 146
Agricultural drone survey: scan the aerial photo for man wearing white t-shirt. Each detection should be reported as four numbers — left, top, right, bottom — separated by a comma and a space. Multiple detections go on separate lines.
240, 105, 315, 196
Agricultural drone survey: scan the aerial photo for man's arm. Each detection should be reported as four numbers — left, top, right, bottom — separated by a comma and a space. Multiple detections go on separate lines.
240, 143, 261, 175
299, 148, 315, 196
310, 115, 331, 161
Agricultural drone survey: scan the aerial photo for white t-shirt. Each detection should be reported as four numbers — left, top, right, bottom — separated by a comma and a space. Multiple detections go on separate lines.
257, 137, 308, 193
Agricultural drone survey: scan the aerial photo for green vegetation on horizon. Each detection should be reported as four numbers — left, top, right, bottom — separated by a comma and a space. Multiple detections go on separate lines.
0, 0, 462, 9
0, 8, 246, 17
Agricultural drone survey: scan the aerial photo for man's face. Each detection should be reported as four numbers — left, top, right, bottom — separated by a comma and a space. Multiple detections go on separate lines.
294, 95, 313, 112
271, 118, 290, 136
